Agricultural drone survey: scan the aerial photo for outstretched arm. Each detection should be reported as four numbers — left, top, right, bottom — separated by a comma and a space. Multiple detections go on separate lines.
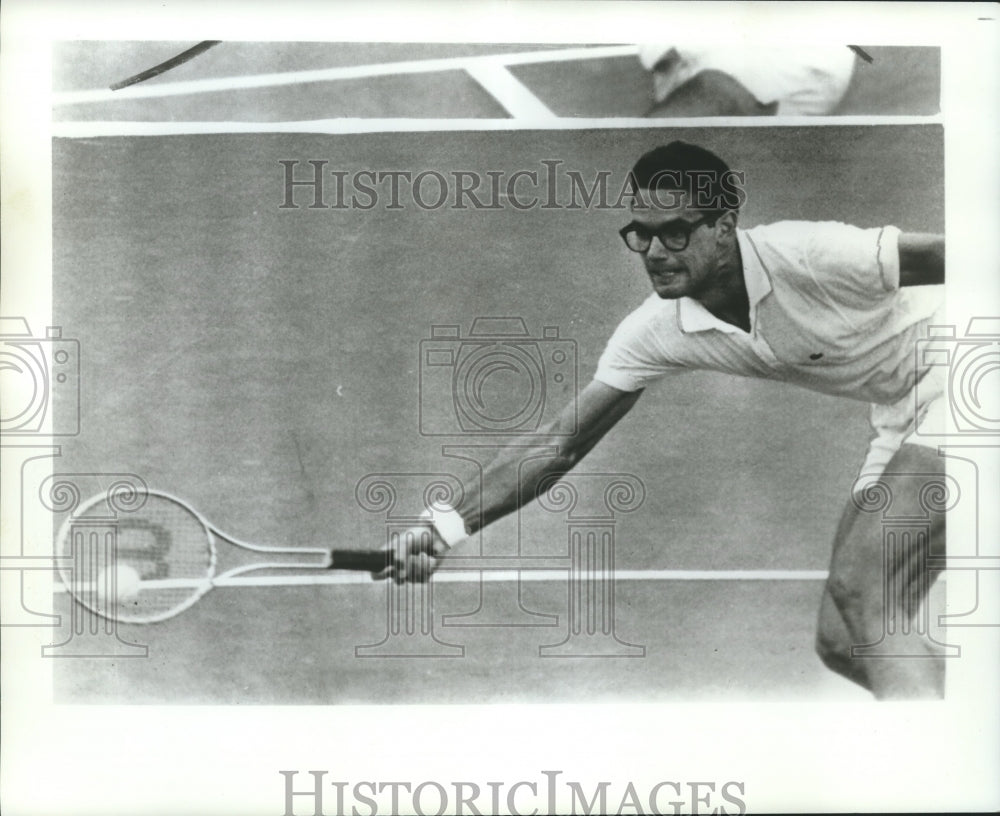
899, 232, 944, 287
383, 380, 642, 582
456, 380, 644, 534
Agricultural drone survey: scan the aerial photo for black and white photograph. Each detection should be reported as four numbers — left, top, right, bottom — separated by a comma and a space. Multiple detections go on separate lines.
2, 3, 998, 815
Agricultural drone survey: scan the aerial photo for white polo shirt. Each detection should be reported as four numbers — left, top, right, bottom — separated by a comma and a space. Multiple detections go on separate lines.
595, 221, 942, 407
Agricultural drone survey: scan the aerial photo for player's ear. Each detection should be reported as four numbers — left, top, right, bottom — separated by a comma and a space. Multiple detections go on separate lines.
715, 210, 738, 239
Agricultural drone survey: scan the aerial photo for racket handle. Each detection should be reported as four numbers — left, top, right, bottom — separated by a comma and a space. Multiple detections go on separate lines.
328, 549, 391, 573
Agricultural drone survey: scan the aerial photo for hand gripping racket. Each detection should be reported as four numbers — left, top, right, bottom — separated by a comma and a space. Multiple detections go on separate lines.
56, 489, 388, 624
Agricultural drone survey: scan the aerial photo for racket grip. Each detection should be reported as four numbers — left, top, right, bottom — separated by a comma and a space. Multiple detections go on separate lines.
328, 549, 391, 573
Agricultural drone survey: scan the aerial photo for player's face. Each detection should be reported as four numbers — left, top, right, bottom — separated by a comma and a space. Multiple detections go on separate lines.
625, 193, 724, 300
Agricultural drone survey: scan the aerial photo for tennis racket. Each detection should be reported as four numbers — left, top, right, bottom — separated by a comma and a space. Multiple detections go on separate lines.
109, 41, 222, 91
56, 488, 389, 624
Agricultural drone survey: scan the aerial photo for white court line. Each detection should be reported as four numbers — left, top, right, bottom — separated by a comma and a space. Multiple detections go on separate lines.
219, 568, 830, 587
464, 61, 556, 119
52, 115, 942, 138
52, 45, 640, 107
52, 569, 830, 592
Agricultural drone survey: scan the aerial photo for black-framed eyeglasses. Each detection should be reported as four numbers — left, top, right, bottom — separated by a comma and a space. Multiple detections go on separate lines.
618, 214, 718, 253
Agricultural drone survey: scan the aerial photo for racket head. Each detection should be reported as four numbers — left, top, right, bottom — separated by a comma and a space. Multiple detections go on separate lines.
56, 489, 216, 624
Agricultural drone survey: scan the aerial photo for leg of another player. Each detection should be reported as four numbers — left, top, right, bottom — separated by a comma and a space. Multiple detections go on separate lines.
822, 444, 947, 699
646, 70, 779, 117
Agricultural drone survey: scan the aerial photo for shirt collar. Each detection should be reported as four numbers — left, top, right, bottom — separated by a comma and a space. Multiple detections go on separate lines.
676, 228, 772, 334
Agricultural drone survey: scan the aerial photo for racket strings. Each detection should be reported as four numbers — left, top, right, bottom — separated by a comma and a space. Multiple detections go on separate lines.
57, 489, 341, 624
60, 494, 214, 623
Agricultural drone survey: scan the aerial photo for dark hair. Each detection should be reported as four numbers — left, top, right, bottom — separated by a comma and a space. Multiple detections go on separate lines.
628, 141, 743, 214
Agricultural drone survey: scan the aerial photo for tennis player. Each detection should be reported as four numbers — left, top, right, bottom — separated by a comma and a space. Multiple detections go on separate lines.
637, 45, 857, 116
383, 141, 947, 700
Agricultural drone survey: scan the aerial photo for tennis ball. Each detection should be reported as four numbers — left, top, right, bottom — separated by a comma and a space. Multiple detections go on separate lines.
115, 565, 142, 602
97, 565, 142, 604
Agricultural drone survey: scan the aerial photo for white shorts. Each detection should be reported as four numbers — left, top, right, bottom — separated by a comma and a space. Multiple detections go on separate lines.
639, 45, 856, 115
854, 364, 947, 496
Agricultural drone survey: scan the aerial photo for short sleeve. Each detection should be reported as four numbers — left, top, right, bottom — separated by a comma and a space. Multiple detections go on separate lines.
874, 225, 901, 292
806, 222, 902, 299
593, 297, 686, 392
748, 221, 903, 307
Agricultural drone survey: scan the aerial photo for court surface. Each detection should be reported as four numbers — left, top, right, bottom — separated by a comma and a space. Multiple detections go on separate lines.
52, 42, 940, 122
48, 43, 944, 704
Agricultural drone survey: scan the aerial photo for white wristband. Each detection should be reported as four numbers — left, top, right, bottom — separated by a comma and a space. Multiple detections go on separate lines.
420, 505, 468, 549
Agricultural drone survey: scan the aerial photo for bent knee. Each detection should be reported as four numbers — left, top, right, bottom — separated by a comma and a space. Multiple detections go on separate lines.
815, 602, 851, 662
824, 574, 891, 635
824, 573, 864, 613
814, 627, 845, 669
